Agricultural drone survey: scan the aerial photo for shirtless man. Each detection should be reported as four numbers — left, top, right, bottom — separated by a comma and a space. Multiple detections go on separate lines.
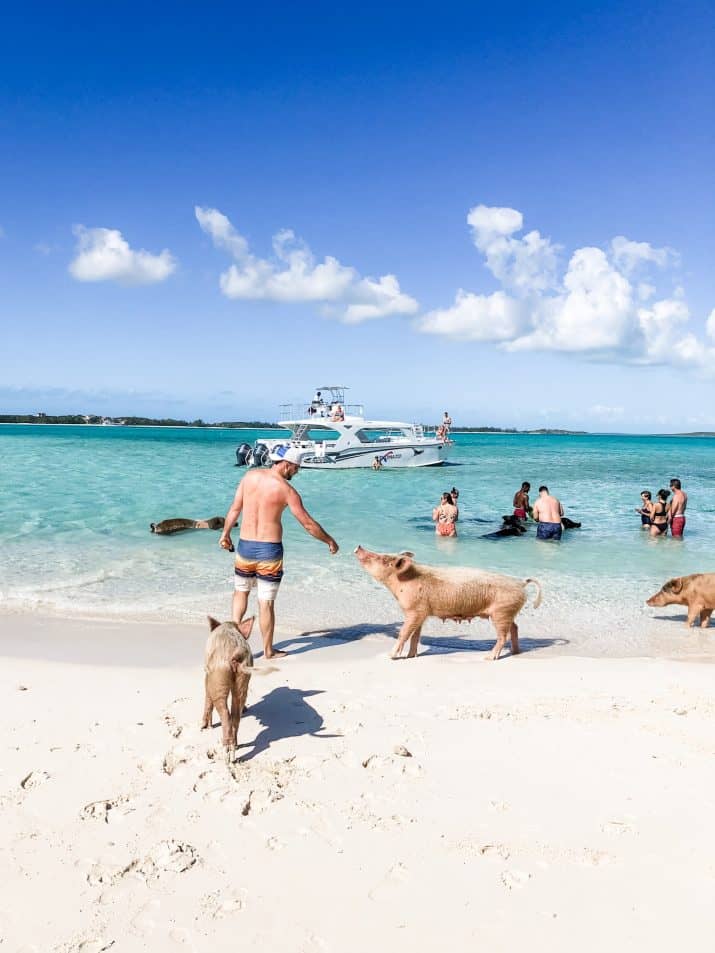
219, 446, 338, 658
513, 482, 531, 520
532, 485, 564, 541
669, 478, 688, 538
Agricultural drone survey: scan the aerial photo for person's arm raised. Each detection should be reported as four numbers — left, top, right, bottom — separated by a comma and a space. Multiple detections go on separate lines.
287, 487, 339, 553
219, 480, 244, 551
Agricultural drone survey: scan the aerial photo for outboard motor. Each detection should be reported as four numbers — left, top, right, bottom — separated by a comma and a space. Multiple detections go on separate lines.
235, 442, 252, 466
252, 442, 271, 467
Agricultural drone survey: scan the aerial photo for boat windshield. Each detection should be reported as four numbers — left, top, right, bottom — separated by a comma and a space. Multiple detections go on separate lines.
354, 427, 414, 443
291, 423, 341, 441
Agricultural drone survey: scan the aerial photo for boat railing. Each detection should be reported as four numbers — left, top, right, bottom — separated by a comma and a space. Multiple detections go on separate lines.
278, 401, 365, 422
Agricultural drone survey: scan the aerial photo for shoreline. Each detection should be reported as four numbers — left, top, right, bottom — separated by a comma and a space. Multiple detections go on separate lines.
2, 612, 714, 951
2, 608, 714, 669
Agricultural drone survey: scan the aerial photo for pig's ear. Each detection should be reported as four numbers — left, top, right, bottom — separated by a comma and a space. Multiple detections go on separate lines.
398, 551, 415, 558
394, 554, 415, 577
207, 615, 221, 631
664, 578, 683, 594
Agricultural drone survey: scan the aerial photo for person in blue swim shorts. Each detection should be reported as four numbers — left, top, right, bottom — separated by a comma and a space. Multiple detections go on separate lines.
219, 446, 339, 658
532, 485, 565, 541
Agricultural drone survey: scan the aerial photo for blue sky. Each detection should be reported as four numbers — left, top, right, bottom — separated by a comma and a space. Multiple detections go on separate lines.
1, 0, 713, 431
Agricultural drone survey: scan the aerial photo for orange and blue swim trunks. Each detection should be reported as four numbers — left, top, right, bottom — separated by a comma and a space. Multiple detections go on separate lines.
234, 539, 284, 599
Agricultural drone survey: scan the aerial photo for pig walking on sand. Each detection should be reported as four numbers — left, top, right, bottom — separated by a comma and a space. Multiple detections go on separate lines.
201, 616, 277, 762
646, 574, 715, 628
354, 546, 542, 661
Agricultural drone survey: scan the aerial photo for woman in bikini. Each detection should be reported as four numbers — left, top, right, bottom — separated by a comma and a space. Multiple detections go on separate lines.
649, 488, 670, 537
432, 492, 458, 537
635, 490, 652, 528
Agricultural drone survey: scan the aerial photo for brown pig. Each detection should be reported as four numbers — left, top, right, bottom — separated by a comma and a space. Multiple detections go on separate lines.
201, 616, 277, 762
354, 546, 542, 660
646, 574, 715, 628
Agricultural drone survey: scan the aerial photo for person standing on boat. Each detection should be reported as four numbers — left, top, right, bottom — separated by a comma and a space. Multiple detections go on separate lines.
219, 446, 339, 658
442, 411, 452, 436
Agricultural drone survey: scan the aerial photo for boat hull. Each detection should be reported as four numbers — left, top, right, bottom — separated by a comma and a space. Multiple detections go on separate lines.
300, 443, 448, 468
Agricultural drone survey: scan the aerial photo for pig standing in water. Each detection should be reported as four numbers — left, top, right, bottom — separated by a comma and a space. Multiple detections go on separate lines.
646, 574, 715, 628
354, 546, 542, 660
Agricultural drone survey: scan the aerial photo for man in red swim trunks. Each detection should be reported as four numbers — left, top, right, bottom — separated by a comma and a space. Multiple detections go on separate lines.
669, 477, 688, 538
513, 482, 531, 520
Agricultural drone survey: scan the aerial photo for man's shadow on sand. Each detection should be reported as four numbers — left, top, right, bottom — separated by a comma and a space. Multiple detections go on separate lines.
238, 687, 341, 762
269, 622, 566, 658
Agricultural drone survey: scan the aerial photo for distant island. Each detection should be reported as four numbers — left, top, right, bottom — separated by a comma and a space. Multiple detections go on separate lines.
0, 413, 587, 434
0, 413, 281, 428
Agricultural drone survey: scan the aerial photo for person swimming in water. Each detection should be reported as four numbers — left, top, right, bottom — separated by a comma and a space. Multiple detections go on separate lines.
635, 490, 652, 528
649, 488, 670, 537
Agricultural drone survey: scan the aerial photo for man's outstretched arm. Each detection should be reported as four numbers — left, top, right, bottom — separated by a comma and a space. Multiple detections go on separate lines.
287, 488, 339, 553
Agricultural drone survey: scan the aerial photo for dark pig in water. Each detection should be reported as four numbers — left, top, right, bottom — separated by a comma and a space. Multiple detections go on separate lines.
646, 574, 715, 628
354, 545, 542, 661
150, 517, 229, 534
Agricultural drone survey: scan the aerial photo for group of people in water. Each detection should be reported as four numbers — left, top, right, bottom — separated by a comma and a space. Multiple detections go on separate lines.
635, 478, 688, 537
430, 477, 690, 544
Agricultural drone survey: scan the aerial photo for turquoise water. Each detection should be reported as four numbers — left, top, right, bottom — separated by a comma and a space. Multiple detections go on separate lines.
1, 424, 714, 658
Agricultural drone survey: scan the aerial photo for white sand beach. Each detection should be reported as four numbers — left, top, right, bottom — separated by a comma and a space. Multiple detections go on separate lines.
2, 612, 714, 952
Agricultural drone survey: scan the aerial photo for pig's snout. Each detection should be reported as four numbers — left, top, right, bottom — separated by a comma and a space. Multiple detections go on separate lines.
646, 593, 665, 607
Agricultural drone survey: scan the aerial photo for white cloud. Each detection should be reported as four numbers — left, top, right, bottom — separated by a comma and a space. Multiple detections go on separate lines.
509, 247, 635, 353
195, 206, 417, 322
417, 204, 715, 371
417, 290, 524, 341
610, 236, 676, 273
69, 226, 176, 285
467, 204, 559, 295
706, 308, 715, 342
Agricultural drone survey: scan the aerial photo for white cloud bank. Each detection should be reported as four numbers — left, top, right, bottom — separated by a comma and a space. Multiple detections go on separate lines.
69, 226, 176, 285
418, 204, 714, 369
195, 206, 417, 323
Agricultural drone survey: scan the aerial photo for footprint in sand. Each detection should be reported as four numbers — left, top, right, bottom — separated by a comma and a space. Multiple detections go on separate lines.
480, 844, 511, 860
162, 746, 194, 776
601, 820, 636, 836
20, 770, 50, 790
77, 940, 115, 952
201, 889, 247, 918
80, 795, 132, 824
500, 869, 531, 890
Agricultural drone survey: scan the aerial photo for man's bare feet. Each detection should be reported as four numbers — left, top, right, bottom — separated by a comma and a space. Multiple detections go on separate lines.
265, 649, 288, 659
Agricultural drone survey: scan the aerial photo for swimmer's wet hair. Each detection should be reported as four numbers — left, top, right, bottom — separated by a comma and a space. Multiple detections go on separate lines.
641, 490, 652, 499
538, 485, 548, 493
670, 478, 681, 489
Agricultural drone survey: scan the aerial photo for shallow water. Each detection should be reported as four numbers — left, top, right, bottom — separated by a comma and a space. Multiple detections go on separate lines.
1, 424, 713, 659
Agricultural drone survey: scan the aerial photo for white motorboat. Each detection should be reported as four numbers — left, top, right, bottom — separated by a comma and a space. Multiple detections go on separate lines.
236, 386, 451, 469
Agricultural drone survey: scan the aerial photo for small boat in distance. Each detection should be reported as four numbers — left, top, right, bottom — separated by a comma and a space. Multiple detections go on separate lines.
236, 386, 451, 469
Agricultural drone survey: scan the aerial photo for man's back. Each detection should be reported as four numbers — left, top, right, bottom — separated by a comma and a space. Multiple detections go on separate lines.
534, 493, 563, 523
239, 468, 293, 542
